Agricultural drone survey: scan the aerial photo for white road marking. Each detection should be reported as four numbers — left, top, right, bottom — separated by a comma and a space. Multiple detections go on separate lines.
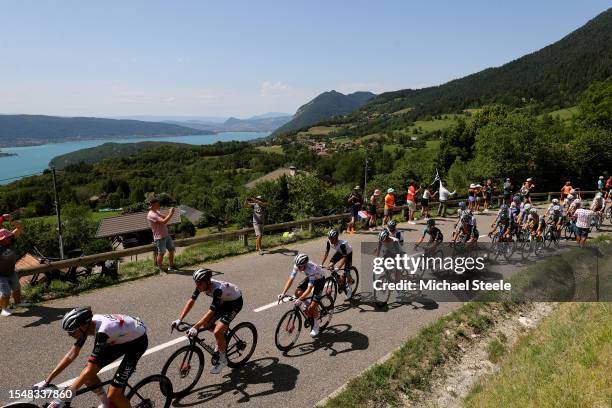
254, 298, 291, 313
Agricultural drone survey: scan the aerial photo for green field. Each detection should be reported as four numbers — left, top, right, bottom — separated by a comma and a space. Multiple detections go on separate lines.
546, 106, 579, 121
408, 113, 467, 133
255, 145, 284, 154
26, 210, 122, 225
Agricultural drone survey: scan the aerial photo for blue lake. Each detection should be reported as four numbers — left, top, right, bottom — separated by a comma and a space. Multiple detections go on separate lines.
0, 132, 269, 184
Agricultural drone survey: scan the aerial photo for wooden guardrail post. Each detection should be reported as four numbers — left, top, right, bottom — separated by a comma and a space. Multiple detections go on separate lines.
242, 232, 248, 247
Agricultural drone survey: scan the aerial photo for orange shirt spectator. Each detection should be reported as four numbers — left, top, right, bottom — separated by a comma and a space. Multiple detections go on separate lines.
384, 191, 395, 209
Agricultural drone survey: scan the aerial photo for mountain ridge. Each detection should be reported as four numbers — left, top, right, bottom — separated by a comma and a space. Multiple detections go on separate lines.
0, 114, 207, 147
271, 90, 376, 137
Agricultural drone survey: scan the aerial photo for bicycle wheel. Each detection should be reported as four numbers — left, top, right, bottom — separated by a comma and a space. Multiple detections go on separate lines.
323, 277, 338, 304
127, 374, 173, 408
563, 223, 575, 240
160, 345, 204, 398
275, 309, 302, 351
534, 236, 544, 256
319, 298, 334, 330
344, 266, 359, 300
225, 322, 257, 368
374, 270, 392, 307
2, 404, 40, 408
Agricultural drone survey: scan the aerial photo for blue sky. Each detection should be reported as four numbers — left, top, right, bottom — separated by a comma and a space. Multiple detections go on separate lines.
0, 1, 609, 118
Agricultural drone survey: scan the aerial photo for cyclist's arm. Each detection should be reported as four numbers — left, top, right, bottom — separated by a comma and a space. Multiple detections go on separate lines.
321, 241, 331, 265
297, 282, 314, 301
68, 332, 111, 393
177, 293, 197, 321
45, 345, 82, 384
194, 288, 224, 329
280, 275, 295, 297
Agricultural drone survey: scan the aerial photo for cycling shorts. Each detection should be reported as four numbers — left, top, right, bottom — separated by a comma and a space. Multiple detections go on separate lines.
330, 251, 353, 270
94, 334, 148, 388
214, 296, 243, 325
297, 277, 326, 299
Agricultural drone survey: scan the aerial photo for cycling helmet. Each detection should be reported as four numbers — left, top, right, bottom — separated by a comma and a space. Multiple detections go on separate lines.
193, 268, 212, 282
524, 204, 532, 211
513, 195, 522, 203
552, 205, 561, 212
595, 192, 602, 199
62, 307, 93, 332
552, 198, 559, 204
458, 201, 466, 209
570, 189, 576, 195
294, 253, 309, 266
427, 218, 436, 226
378, 229, 390, 241
500, 203, 509, 210
529, 208, 537, 214
387, 220, 397, 229
460, 213, 471, 224
327, 228, 339, 240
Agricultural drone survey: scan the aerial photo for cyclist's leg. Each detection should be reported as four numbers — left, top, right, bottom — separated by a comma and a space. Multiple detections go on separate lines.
214, 297, 243, 353
107, 334, 148, 408
295, 277, 309, 298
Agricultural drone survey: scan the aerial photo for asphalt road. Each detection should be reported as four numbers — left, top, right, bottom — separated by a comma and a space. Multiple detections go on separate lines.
1, 208, 608, 407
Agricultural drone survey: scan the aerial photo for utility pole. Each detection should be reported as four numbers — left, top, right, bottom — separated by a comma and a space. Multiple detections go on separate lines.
52, 167, 65, 259
363, 150, 368, 194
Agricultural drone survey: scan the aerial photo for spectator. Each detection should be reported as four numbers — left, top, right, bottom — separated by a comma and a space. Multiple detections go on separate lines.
521, 177, 535, 204
421, 186, 437, 220
0, 214, 29, 317
244, 196, 267, 254
503, 178, 513, 204
147, 197, 177, 273
406, 180, 420, 225
383, 188, 396, 226
483, 178, 494, 212
347, 186, 363, 234
468, 183, 476, 211
573, 206, 593, 247
597, 176, 605, 192
436, 181, 454, 217
560, 181, 573, 204
368, 189, 381, 231
474, 184, 483, 212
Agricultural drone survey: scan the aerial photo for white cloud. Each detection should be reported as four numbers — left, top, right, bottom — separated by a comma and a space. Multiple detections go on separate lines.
260, 81, 291, 98
165, 96, 177, 102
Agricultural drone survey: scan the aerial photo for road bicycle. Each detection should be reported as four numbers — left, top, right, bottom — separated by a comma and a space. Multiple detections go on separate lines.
274, 294, 334, 351
161, 320, 257, 397
543, 220, 561, 248
322, 264, 359, 304
561, 218, 576, 241
5, 375, 173, 408
488, 228, 514, 261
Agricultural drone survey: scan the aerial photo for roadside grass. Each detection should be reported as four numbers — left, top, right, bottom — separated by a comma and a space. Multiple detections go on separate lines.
307, 126, 337, 135
319, 302, 520, 407
21, 227, 329, 303
464, 302, 611, 408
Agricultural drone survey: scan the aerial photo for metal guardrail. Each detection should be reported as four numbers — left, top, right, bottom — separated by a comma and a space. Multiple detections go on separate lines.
17, 190, 598, 276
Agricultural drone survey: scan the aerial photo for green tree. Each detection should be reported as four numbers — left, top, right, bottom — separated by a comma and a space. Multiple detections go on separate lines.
577, 78, 612, 130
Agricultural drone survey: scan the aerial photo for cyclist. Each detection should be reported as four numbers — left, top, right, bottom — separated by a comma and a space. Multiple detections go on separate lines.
518, 203, 532, 228
386, 220, 404, 245
375, 228, 403, 258
590, 192, 605, 227
35, 307, 148, 408
489, 203, 513, 240
454, 211, 479, 243
278, 254, 326, 337
451, 201, 468, 239
524, 208, 544, 240
321, 228, 354, 297
171, 269, 243, 374
415, 218, 444, 253
544, 199, 564, 232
